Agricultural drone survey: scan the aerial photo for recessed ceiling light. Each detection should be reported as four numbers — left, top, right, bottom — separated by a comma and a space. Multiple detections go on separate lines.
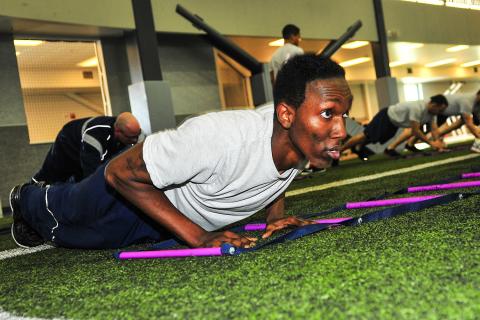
424, 58, 456, 68
446, 2, 480, 9
446, 45, 469, 52
460, 60, 480, 67
341, 41, 369, 49
389, 60, 413, 67
77, 57, 98, 68
14, 40, 43, 46
416, 0, 444, 5
395, 42, 424, 49
339, 57, 371, 67
401, 77, 420, 84
268, 39, 284, 47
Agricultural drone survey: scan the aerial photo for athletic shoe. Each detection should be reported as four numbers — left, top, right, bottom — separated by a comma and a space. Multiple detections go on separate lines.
10, 184, 44, 248
471, 139, 480, 153
384, 148, 402, 158
351, 145, 370, 161
405, 144, 421, 153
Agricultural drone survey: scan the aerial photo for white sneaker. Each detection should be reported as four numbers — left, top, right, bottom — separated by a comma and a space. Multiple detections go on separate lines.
471, 139, 480, 153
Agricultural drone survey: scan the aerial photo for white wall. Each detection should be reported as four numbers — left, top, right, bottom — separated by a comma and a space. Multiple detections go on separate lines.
383, 1, 480, 45
0, 0, 377, 40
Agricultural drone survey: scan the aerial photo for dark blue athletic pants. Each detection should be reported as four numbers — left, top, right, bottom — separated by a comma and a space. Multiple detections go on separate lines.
20, 164, 168, 249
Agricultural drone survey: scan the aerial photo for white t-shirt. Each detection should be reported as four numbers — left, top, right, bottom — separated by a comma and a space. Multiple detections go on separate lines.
269, 43, 304, 78
387, 100, 435, 128
443, 94, 476, 117
143, 105, 300, 231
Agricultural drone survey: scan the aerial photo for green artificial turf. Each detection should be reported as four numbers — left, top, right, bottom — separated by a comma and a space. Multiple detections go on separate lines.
0, 147, 479, 319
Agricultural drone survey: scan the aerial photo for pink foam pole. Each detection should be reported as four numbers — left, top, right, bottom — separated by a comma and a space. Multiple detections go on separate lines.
243, 217, 352, 231
408, 180, 480, 193
345, 195, 442, 209
462, 172, 480, 178
118, 247, 222, 259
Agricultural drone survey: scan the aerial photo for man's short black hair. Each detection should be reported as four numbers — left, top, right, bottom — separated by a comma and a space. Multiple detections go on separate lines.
476, 89, 480, 95
273, 54, 346, 109
282, 24, 300, 40
430, 94, 448, 106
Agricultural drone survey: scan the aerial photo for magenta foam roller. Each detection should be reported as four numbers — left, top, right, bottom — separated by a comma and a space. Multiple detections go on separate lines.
243, 217, 352, 231
346, 195, 442, 209
408, 180, 480, 193
462, 172, 480, 178
118, 247, 222, 259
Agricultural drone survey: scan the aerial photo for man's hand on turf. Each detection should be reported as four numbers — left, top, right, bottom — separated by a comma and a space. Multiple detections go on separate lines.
430, 139, 446, 151
197, 231, 257, 248
262, 216, 316, 239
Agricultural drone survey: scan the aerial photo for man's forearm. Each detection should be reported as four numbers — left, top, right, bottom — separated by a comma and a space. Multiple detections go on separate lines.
438, 119, 463, 136
412, 127, 430, 144
105, 144, 208, 247
463, 115, 480, 138
265, 193, 285, 223
430, 124, 440, 140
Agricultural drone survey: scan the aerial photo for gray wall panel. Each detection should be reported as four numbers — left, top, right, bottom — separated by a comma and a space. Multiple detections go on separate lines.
0, 126, 51, 207
157, 33, 221, 117
0, 34, 26, 126
100, 37, 132, 115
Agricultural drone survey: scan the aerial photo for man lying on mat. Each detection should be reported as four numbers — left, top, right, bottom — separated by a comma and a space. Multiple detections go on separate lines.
10, 55, 352, 249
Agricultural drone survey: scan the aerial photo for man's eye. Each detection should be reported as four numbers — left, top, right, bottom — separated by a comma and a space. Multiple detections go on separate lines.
320, 110, 332, 119
342, 113, 349, 118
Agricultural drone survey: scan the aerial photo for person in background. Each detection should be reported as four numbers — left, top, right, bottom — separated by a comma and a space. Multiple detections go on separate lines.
402, 90, 480, 153
341, 95, 449, 160
270, 24, 304, 82
32, 112, 142, 184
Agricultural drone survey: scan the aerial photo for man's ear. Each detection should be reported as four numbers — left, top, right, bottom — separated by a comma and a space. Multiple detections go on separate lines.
275, 102, 296, 129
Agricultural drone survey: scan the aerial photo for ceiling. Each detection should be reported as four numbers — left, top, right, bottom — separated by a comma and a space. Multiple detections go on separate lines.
229, 36, 374, 64
0, 15, 124, 38
388, 42, 480, 68
15, 40, 97, 69
9, 35, 480, 83
229, 36, 480, 83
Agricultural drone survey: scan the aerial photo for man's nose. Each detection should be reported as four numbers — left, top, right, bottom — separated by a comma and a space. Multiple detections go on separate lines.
331, 117, 347, 140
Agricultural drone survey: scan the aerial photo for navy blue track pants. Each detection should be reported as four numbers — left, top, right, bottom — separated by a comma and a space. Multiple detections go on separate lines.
21, 164, 168, 249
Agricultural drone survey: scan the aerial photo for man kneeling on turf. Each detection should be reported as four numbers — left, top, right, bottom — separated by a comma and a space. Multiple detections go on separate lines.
341, 95, 448, 159
400, 90, 480, 153
10, 55, 352, 249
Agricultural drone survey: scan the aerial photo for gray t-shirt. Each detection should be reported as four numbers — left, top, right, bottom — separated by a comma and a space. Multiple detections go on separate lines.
269, 43, 304, 78
387, 100, 435, 128
443, 94, 476, 117
143, 105, 300, 231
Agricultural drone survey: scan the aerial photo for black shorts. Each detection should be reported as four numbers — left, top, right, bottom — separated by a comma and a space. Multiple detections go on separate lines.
363, 107, 399, 144
473, 103, 480, 125
437, 114, 449, 126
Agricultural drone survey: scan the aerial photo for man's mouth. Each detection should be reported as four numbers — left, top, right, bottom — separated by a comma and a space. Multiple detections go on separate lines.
325, 146, 341, 160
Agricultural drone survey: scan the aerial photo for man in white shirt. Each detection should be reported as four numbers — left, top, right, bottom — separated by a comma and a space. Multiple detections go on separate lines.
270, 24, 304, 81
341, 95, 448, 159
403, 91, 480, 153
10, 55, 352, 249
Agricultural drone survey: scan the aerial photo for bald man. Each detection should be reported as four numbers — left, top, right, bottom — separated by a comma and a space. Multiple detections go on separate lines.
32, 112, 142, 184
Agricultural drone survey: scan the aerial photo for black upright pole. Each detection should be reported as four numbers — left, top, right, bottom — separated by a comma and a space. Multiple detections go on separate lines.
131, 0, 163, 81
371, 0, 391, 78
127, 0, 176, 133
